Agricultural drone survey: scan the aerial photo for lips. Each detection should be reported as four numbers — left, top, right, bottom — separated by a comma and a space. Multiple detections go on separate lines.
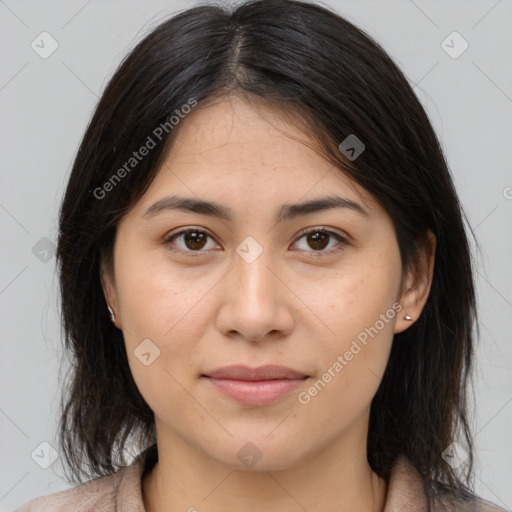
201, 365, 309, 407
204, 365, 308, 381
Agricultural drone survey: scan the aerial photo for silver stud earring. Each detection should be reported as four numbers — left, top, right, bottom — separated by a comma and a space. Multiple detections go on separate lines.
404, 314, 413, 321
107, 305, 117, 324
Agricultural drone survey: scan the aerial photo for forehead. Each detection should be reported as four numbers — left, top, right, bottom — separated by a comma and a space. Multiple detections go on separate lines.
167, 96, 338, 176
128, 95, 378, 218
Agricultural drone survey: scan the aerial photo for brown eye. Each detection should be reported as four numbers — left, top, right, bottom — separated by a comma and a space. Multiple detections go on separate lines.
164, 228, 217, 255
181, 231, 208, 250
306, 231, 330, 251
292, 228, 348, 258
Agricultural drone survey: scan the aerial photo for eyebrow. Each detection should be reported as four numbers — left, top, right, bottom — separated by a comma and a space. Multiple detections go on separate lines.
142, 194, 370, 223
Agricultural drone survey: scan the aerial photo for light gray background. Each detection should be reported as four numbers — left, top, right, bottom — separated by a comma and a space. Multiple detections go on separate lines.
1, 0, 511, 510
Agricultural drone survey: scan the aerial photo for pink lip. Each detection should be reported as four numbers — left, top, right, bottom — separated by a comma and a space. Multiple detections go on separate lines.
202, 365, 309, 407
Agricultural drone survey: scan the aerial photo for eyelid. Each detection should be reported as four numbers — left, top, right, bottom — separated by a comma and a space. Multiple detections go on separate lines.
294, 225, 348, 243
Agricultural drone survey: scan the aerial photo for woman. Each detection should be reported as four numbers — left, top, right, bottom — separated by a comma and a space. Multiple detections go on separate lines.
16, 0, 507, 510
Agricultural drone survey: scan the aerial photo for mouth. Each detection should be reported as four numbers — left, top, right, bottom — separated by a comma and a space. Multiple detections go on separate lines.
201, 365, 310, 407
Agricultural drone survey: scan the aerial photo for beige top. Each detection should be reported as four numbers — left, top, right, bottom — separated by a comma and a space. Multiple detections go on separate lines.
15, 446, 508, 512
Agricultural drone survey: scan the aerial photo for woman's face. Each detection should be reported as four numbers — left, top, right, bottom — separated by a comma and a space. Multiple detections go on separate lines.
103, 96, 426, 470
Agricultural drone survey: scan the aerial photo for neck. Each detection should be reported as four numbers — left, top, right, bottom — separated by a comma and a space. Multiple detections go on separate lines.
142, 420, 388, 512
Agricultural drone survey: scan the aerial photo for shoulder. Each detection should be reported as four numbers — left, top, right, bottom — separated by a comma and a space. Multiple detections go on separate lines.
13, 472, 118, 512
431, 489, 509, 512
386, 455, 509, 512
13, 464, 136, 512
14, 444, 155, 512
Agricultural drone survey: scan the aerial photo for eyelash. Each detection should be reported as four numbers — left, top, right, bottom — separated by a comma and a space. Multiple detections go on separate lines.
163, 227, 348, 259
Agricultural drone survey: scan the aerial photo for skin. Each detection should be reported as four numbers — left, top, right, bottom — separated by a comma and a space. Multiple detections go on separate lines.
102, 95, 436, 512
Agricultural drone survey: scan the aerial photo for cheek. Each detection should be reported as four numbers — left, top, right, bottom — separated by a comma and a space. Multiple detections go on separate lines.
115, 244, 213, 340
113, 250, 211, 407
309, 252, 401, 347
299, 249, 400, 411
298, 311, 395, 425
121, 300, 203, 426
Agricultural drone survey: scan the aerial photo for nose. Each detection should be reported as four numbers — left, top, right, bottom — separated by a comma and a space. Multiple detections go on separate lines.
215, 247, 294, 342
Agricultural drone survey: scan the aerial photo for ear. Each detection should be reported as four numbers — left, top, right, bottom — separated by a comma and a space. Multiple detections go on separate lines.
395, 230, 436, 334
100, 259, 122, 329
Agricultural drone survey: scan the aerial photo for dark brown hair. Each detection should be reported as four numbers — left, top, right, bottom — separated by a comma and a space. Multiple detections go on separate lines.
56, 0, 479, 506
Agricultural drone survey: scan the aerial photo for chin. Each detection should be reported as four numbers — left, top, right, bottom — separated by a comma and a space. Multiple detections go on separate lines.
209, 435, 310, 472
